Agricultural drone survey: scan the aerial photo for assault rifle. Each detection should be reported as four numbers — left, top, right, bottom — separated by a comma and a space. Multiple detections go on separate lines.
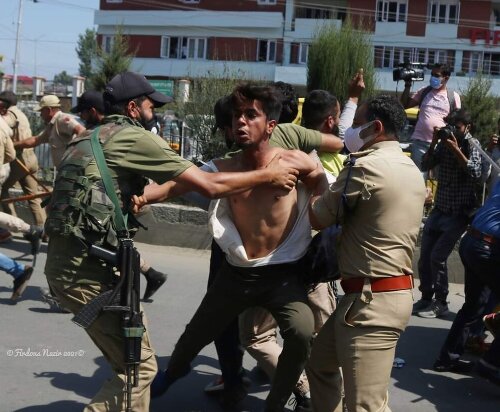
72, 238, 144, 412
72, 127, 145, 411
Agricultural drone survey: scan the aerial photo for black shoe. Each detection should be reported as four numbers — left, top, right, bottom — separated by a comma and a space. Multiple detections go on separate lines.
143, 268, 168, 301
218, 382, 248, 411
23, 225, 43, 255
11, 266, 34, 300
288, 393, 312, 412
433, 358, 475, 374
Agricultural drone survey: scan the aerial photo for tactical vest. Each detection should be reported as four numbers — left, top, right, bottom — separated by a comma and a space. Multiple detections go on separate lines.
45, 122, 134, 249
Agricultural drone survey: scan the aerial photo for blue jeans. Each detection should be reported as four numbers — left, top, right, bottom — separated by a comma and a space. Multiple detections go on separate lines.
418, 209, 468, 302
410, 139, 431, 177
0, 252, 24, 278
438, 233, 500, 366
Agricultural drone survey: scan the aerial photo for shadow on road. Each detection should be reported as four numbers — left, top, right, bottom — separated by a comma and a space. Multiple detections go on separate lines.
31, 356, 109, 399
393, 325, 500, 411
14, 400, 86, 412
151, 355, 271, 411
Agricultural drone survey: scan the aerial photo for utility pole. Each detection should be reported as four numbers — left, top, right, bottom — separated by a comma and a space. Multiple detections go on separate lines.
13, 0, 24, 94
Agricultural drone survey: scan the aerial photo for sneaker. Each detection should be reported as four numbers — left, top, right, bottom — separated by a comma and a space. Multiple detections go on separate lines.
23, 225, 43, 255
288, 393, 312, 412
142, 268, 168, 301
0, 228, 12, 243
11, 266, 34, 300
433, 358, 475, 374
483, 312, 500, 338
477, 358, 500, 386
412, 298, 432, 314
417, 300, 449, 318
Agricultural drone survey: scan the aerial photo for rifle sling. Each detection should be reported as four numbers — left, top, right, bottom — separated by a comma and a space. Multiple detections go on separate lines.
89, 127, 128, 236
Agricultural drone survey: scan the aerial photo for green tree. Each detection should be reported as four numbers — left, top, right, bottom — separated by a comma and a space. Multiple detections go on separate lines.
172, 69, 242, 161
307, 19, 376, 103
53, 70, 72, 86
89, 25, 135, 91
76, 28, 97, 88
460, 72, 498, 143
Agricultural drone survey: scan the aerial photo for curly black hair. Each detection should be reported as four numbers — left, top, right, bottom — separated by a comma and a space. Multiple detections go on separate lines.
231, 83, 282, 122
364, 95, 406, 138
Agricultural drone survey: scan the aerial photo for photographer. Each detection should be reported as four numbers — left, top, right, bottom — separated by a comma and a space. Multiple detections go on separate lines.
413, 108, 482, 319
401, 63, 460, 171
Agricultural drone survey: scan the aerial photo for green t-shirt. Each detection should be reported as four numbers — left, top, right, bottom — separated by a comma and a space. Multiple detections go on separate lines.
270, 123, 322, 152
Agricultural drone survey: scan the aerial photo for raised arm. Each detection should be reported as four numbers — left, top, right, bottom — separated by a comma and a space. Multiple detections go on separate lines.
400, 81, 419, 109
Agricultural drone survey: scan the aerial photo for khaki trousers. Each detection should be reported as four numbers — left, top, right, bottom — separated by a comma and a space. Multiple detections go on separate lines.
1, 151, 46, 226
239, 282, 336, 396
306, 288, 412, 412
0, 211, 30, 232
48, 279, 157, 412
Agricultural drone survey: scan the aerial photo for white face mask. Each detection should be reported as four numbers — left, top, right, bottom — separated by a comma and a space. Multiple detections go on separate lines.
344, 121, 377, 152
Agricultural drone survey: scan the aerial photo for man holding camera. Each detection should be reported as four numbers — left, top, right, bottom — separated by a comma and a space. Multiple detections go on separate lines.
401, 63, 460, 171
413, 109, 482, 318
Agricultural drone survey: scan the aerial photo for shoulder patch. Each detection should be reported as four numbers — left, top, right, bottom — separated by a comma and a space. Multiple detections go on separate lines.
347, 148, 374, 159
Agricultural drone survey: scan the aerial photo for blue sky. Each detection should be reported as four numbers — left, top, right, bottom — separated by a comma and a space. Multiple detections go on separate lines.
0, 0, 99, 81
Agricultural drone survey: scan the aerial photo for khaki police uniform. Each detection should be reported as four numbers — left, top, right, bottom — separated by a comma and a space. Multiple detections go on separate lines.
306, 141, 426, 412
1, 105, 46, 226
37, 110, 82, 169
45, 115, 192, 412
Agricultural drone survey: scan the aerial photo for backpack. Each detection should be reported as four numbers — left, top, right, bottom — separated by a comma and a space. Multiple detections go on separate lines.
417, 86, 457, 120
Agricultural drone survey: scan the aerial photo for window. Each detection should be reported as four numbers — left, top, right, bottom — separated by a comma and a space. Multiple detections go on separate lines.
376, 1, 407, 22
102, 35, 114, 53
257, 40, 276, 63
373, 46, 454, 69
160, 36, 206, 59
106, 0, 123, 3
187, 38, 206, 59
428, 1, 459, 24
467, 52, 500, 75
257, 0, 277, 4
298, 43, 309, 64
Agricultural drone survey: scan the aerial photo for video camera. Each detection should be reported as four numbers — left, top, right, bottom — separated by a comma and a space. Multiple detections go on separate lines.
393, 59, 426, 82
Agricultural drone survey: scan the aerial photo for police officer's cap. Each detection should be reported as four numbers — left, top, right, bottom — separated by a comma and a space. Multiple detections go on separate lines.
34, 95, 61, 111
0, 91, 17, 107
71, 90, 105, 114
104, 71, 172, 108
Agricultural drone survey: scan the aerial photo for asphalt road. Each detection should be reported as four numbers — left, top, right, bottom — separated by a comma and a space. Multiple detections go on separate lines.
1, 238, 498, 412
